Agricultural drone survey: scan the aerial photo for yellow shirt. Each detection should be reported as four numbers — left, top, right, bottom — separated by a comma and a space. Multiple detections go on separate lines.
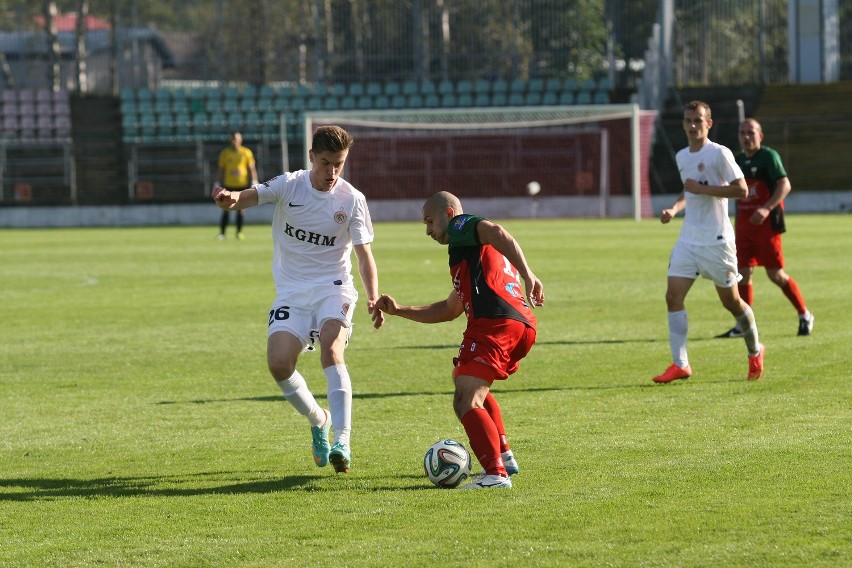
218, 146, 255, 188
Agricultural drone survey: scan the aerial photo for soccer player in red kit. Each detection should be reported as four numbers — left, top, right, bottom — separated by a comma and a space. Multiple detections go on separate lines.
374, 191, 544, 489
716, 118, 814, 338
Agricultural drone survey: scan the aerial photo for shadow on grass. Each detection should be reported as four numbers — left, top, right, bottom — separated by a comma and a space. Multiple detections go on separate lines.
0, 472, 430, 500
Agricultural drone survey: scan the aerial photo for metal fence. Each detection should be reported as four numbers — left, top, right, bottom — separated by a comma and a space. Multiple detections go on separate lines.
3, 1, 849, 95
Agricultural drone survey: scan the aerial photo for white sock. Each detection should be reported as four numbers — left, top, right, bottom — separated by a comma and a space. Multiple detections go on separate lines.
735, 304, 761, 356
668, 309, 689, 368
276, 371, 325, 427
324, 364, 352, 446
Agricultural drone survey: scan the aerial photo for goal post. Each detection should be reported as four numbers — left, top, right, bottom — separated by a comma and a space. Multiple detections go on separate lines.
300, 105, 657, 220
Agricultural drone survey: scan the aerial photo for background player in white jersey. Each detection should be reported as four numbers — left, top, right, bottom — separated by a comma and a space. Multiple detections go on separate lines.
654, 100, 765, 384
212, 125, 384, 474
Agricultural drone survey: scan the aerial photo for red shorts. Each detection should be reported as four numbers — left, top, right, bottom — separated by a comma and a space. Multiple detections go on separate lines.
453, 319, 537, 383
736, 226, 785, 269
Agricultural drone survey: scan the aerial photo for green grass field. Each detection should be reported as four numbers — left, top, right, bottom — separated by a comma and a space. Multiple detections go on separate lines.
1, 214, 849, 567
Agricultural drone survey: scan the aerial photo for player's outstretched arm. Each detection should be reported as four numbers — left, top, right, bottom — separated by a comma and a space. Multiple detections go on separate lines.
374, 291, 463, 324
212, 187, 259, 210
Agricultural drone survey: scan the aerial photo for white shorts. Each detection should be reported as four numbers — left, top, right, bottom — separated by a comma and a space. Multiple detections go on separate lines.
667, 239, 742, 288
267, 283, 358, 351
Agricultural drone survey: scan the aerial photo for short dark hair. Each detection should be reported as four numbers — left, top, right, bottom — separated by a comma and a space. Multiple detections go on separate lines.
684, 100, 711, 119
312, 125, 354, 154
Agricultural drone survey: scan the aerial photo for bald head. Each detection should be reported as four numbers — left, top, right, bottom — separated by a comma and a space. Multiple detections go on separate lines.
423, 191, 463, 216
738, 118, 765, 157
422, 191, 464, 245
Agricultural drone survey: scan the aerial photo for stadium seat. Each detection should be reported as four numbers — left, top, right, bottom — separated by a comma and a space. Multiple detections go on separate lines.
420, 80, 436, 95
384, 82, 401, 96
581, 78, 597, 91
305, 96, 322, 111
312, 83, 329, 97
323, 96, 340, 111
596, 77, 612, 91
406, 94, 423, 108
562, 78, 579, 92
558, 91, 575, 105
474, 79, 491, 94
223, 99, 239, 113
348, 83, 364, 97
390, 94, 407, 109
576, 90, 592, 105
340, 96, 356, 110
544, 78, 562, 94
457, 93, 474, 107
509, 79, 526, 93
437, 79, 454, 95
491, 79, 508, 94
541, 91, 558, 106
456, 80, 473, 94
373, 95, 390, 109
401, 81, 418, 96
330, 82, 347, 97
474, 93, 490, 107
423, 93, 440, 108
593, 90, 610, 104
366, 82, 382, 96
525, 92, 542, 106
490, 92, 507, 106
54, 115, 71, 139
440, 94, 457, 107
508, 92, 525, 106
356, 95, 373, 109
527, 78, 544, 93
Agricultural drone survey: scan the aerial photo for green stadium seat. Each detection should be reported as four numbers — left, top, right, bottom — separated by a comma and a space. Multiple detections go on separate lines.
457, 93, 474, 107
437, 79, 454, 95
541, 91, 558, 106
390, 94, 407, 108
440, 94, 457, 107
420, 80, 436, 95
527, 78, 544, 93
562, 78, 579, 92
593, 90, 609, 104
581, 78, 596, 91
596, 77, 612, 90
474, 93, 490, 107
258, 85, 275, 100
558, 91, 575, 105
474, 79, 491, 94
544, 78, 562, 93
323, 96, 340, 111
576, 90, 592, 104
373, 95, 390, 109
330, 82, 347, 97
401, 81, 418, 96
491, 79, 508, 93
509, 79, 526, 93
356, 95, 373, 109
136, 87, 153, 102
305, 96, 323, 111
525, 92, 542, 105
490, 92, 507, 106
423, 93, 440, 107
406, 94, 423, 108
223, 99, 239, 113
384, 82, 401, 96
366, 82, 382, 96
456, 80, 473, 94
348, 83, 364, 96
340, 96, 356, 110
508, 92, 525, 106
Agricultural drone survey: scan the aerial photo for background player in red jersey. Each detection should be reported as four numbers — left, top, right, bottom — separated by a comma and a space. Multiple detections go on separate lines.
374, 191, 544, 489
716, 118, 815, 338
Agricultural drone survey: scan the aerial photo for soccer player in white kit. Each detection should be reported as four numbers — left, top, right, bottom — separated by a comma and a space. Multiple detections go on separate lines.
213, 125, 384, 473
654, 101, 765, 384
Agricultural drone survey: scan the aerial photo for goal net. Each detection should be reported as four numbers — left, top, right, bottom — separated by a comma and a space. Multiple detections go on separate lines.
301, 105, 657, 220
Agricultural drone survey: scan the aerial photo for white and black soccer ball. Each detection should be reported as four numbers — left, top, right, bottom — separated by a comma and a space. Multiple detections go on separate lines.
424, 439, 472, 488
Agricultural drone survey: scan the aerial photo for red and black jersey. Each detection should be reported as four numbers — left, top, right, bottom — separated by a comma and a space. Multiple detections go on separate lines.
446, 214, 536, 329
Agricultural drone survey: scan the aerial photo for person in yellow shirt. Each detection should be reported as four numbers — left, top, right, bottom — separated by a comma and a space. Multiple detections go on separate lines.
216, 131, 258, 240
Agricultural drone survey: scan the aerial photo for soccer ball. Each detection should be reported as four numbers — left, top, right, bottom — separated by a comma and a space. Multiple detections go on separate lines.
424, 439, 472, 488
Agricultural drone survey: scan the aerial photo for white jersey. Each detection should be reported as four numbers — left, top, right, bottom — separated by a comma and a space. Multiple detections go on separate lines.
256, 170, 374, 293
675, 141, 743, 246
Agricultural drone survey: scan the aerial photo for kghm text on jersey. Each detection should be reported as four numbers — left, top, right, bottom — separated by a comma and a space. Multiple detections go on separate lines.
284, 223, 337, 247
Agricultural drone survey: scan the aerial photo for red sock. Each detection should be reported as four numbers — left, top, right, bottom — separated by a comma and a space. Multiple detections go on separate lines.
460, 408, 506, 477
781, 278, 807, 315
738, 282, 754, 306
482, 392, 510, 453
